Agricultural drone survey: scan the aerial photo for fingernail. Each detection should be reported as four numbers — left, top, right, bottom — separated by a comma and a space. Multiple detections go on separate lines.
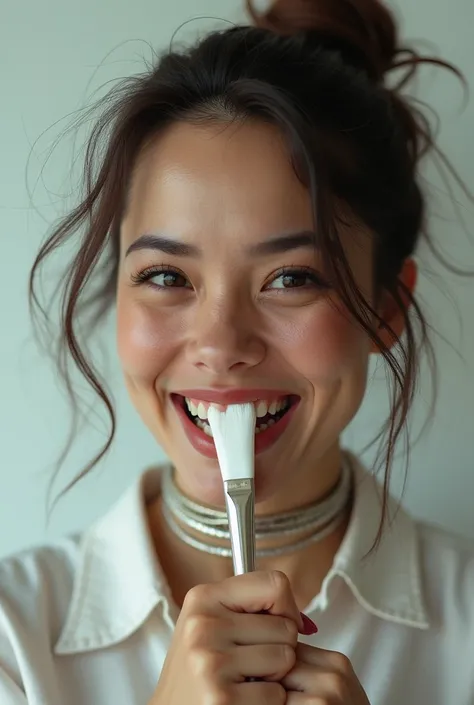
299, 612, 318, 635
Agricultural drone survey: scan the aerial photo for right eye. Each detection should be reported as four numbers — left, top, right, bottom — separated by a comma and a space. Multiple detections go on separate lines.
131, 265, 192, 290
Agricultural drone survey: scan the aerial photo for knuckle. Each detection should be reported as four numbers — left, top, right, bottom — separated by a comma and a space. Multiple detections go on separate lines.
273, 685, 288, 705
280, 643, 297, 670
182, 614, 218, 647
268, 569, 291, 595
188, 646, 227, 680
205, 687, 233, 705
183, 583, 212, 611
328, 650, 353, 674
323, 671, 349, 700
267, 644, 296, 680
255, 682, 287, 705
282, 617, 299, 643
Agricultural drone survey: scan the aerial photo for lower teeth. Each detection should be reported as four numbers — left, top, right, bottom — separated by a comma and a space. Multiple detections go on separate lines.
196, 419, 213, 436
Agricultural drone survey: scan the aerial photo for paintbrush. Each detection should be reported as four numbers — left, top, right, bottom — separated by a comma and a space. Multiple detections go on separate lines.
207, 403, 257, 575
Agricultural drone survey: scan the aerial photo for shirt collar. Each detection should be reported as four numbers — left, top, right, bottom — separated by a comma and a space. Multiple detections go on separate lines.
310, 454, 430, 630
55, 454, 429, 655
55, 470, 171, 655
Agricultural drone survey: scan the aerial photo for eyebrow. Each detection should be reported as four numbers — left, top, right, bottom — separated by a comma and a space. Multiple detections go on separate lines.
250, 231, 317, 255
125, 230, 318, 257
125, 234, 200, 257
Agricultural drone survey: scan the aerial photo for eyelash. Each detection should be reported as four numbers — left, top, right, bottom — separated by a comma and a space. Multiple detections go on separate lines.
131, 264, 190, 289
265, 266, 331, 293
130, 264, 331, 292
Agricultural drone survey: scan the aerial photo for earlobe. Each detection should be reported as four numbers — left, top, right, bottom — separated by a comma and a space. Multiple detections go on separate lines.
371, 258, 418, 353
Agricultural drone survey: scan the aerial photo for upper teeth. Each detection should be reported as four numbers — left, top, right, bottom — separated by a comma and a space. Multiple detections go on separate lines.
185, 398, 288, 420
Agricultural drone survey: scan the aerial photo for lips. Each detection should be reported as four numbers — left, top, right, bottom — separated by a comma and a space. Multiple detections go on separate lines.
171, 390, 300, 459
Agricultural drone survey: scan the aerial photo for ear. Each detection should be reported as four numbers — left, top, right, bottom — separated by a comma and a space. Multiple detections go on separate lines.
371, 258, 418, 353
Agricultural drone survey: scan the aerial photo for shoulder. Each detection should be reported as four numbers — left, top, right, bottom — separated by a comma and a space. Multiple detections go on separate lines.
0, 536, 82, 643
416, 521, 474, 625
0, 537, 84, 698
417, 521, 474, 578
0, 534, 82, 589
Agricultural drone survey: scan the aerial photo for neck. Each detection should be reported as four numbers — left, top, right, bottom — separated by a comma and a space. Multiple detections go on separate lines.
150, 500, 349, 610
147, 445, 351, 610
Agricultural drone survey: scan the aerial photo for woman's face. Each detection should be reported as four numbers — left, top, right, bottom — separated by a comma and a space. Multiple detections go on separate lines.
117, 119, 373, 510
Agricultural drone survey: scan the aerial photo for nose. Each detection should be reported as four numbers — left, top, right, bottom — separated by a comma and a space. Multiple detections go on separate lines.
186, 300, 265, 375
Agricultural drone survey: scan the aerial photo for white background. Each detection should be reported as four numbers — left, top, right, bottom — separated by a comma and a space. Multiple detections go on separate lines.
0, 0, 473, 559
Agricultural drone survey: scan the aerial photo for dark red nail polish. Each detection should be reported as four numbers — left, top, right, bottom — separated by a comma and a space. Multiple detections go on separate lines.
300, 612, 318, 635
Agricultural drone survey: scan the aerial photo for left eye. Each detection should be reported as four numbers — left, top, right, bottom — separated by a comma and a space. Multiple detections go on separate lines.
266, 270, 322, 290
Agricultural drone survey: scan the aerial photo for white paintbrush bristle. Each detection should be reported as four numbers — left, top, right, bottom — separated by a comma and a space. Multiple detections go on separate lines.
207, 403, 256, 482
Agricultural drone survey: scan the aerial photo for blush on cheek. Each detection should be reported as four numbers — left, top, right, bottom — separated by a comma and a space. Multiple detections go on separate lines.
278, 303, 369, 384
116, 300, 180, 381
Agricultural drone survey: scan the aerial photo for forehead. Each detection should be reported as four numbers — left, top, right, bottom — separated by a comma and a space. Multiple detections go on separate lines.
123, 120, 314, 244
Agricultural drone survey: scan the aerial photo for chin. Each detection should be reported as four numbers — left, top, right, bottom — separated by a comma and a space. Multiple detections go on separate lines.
168, 445, 280, 508
172, 451, 229, 506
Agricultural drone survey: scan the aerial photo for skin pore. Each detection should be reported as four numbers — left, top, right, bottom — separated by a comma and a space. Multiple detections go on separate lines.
116, 119, 414, 609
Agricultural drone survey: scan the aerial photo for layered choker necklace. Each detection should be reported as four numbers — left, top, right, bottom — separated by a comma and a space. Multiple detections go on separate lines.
161, 455, 354, 558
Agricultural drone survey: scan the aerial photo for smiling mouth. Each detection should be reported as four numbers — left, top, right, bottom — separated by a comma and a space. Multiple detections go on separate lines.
180, 395, 294, 436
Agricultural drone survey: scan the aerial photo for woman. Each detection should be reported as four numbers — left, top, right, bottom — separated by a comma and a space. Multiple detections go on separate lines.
1, 0, 473, 703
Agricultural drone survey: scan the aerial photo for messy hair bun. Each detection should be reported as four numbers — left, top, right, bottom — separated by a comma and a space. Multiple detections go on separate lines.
248, 0, 462, 163
248, 0, 398, 83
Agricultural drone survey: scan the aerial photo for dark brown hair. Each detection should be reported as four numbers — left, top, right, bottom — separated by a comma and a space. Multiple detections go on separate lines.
30, 0, 466, 538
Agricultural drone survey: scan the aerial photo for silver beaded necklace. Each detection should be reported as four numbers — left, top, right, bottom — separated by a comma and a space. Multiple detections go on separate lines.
161, 454, 353, 558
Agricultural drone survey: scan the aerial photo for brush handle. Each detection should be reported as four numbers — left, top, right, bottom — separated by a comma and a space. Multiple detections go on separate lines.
223, 479, 256, 575
223, 478, 260, 681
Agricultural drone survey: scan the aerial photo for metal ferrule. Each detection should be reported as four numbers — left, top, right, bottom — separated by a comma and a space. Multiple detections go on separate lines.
223, 478, 256, 575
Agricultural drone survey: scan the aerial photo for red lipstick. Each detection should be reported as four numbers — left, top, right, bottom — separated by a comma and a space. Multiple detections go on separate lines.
171, 392, 300, 459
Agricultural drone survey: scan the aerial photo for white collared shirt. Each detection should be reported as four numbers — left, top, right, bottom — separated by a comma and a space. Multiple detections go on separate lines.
1, 459, 473, 705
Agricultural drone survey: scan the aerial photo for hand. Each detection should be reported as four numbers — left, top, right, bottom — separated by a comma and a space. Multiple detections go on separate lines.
282, 643, 371, 704
150, 570, 308, 705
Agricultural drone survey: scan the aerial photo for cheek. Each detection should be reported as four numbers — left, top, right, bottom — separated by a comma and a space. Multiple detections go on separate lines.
276, 302, 370, 383
116, 296, 182, 382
